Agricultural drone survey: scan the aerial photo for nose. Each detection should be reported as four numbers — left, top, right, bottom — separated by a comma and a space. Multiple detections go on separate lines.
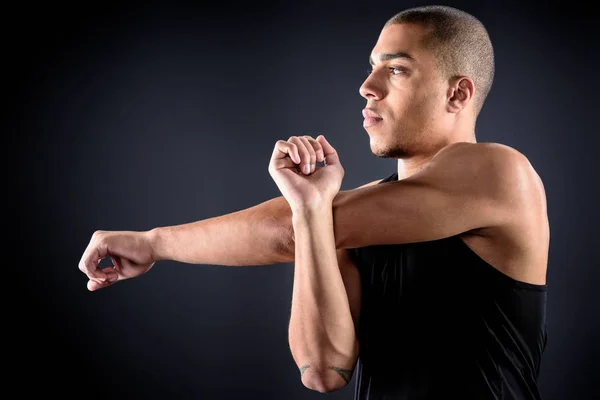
359, 72, 383, 100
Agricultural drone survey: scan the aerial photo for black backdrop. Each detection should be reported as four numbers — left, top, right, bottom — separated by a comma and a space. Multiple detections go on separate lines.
12, 0, 599, 398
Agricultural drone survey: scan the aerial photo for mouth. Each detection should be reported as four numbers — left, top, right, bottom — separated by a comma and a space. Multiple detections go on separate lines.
362, 109, 383, 128
363, 116, 383, 128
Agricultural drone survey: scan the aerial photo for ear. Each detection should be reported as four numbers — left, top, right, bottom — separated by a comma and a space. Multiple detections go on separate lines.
446, 76, 474, 113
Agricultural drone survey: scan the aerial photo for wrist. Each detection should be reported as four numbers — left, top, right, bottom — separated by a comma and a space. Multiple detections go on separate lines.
291, 200, 333, 223
146, 227, 166, 262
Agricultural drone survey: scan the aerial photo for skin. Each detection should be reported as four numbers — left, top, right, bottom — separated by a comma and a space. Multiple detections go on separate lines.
269, 134, 354, 393
269, 22, 549, 392
78, 21, 549, 394
362, 22, 477, 178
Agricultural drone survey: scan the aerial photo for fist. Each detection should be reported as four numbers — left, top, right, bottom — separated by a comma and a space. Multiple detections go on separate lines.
78, 230, 156, 291
268, 135, 344, 211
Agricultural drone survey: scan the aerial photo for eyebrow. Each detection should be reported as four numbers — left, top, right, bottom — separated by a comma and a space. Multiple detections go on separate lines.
369, 51, 416, 65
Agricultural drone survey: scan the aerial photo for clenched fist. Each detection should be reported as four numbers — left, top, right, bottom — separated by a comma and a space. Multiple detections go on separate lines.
78, 230, 156, 291
268, 135, 344, 211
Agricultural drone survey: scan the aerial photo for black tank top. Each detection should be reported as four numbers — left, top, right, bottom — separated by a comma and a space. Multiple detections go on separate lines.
348, 172, 548, 400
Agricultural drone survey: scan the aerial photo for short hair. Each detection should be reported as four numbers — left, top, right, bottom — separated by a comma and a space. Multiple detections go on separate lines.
385, 5, 495, 116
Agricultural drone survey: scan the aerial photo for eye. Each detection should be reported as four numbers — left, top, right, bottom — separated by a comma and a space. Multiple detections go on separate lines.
390, 67, 406, 75
366, 66, 407, 77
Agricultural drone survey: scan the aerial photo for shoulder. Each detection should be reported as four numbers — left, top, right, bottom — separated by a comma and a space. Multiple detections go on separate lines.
434, 141, 530, 170
426, 142, 548, 240
428, 142, 544, 202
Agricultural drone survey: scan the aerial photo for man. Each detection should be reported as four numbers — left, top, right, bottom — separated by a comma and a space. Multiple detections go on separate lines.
78, 5, 548, 399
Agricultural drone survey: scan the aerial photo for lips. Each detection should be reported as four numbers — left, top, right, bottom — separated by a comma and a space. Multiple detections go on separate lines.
362, 108, 383, 128
362, 108, 382, 119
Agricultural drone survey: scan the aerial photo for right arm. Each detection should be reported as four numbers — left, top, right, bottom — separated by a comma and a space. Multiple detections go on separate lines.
149, 196, 295, 266
79, 180, 379, 290
79, 195, 295, 290
149, 179, 381, 266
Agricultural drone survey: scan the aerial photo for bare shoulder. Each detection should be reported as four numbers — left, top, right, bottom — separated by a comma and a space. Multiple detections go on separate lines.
431, 141, 546, 206
434, 141, 538, 176
440, 142, 549, 285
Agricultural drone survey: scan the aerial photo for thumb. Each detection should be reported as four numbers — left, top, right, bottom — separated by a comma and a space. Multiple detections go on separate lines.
316, 135, 340, 165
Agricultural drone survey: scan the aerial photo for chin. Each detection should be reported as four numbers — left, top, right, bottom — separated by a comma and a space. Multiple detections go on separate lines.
369, 134, 411, 159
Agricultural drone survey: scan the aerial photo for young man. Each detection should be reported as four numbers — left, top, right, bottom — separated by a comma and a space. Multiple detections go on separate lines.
78, 5, 548, 399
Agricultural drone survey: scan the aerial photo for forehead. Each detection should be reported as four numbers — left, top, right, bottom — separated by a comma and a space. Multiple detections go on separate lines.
370, 23, 432, 65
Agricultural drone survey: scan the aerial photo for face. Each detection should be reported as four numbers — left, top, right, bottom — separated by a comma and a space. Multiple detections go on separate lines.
359, 23, 451, 158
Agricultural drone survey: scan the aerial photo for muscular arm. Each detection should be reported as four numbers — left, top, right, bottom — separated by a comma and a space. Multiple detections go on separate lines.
289, 205, 359, 393
149, 196, 294, 266
330, 142, 538, 249
149, 142, 536, 266
148, 178, 380, 267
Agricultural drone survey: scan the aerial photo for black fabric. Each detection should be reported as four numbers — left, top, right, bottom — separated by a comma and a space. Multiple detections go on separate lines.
349, 172, 548, 400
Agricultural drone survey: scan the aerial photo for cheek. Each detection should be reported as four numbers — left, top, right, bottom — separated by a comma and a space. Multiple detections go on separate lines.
387, 82, 439, 124
412, 88, 443, 118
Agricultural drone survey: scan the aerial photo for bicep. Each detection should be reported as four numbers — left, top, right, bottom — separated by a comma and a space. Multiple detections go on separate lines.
331, 143, 529, 249
332, 179, 470, 249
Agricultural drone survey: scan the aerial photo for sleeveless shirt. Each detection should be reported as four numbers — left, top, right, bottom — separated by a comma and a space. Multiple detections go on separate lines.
348, 172, 548, 400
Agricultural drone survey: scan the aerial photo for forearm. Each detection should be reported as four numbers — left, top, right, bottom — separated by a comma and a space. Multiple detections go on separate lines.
149, 196, 295, 266
145, 184, 373, 267
288, 204, 357, 377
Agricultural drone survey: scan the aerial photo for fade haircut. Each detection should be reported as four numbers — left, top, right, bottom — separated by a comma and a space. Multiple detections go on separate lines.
385, 5, 495, 116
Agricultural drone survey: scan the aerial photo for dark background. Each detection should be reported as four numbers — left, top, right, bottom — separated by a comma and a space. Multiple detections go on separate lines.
12, 0, 599, 398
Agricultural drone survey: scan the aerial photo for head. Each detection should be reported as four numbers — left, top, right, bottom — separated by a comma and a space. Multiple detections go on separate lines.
359, 5, 495, 159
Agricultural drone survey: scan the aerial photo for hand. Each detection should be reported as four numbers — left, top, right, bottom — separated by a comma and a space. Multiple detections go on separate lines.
268, 135, 344, 210
78, 230, 156, 291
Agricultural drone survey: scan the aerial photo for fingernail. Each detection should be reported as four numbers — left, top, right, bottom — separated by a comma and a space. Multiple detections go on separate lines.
304, 165, 310, 174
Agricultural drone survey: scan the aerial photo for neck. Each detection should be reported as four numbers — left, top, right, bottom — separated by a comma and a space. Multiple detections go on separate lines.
396, 155, 434, 180
396, 129, 477, 180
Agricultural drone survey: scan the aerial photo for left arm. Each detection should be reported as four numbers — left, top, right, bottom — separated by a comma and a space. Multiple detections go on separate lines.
288, 204, 359, 393
268, 135, 358, 393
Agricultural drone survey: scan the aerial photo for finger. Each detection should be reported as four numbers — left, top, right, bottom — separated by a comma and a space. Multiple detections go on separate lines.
271, 155, 301, 172
87, 266, 120, 291
303, 135, 325, 163
298, 136, 316, 173
271, 140, 300, 164
289, 136, 312, 175
316, 135, 340, 166
87, 277, 115, 291
78, 233, 109, 283
105, 262, 121, 281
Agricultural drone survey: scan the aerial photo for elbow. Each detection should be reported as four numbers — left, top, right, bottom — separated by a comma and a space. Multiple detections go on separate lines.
300, 365, 349, 394
302, 374, 346, 394
269, 198, 295, 263
275, 221, 295, 263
